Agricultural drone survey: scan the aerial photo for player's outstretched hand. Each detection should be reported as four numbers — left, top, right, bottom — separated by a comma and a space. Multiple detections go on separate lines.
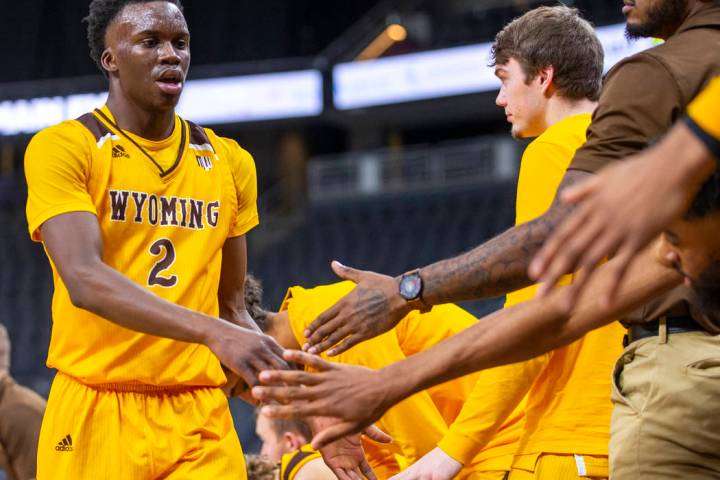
206, 321, 290, 389
311, 417, 390, 480
529, 124, 714, 310
303, 261, 410, 356
389, 447, 462, 480
252, 350, 394, 449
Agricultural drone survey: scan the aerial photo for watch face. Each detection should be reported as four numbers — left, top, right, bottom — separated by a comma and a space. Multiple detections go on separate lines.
399, 273, 422, 300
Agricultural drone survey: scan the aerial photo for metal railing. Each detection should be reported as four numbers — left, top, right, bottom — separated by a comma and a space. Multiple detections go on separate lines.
307, 135, 520, 202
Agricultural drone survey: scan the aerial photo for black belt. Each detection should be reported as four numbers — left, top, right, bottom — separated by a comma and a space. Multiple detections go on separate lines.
623, 316, 703, 347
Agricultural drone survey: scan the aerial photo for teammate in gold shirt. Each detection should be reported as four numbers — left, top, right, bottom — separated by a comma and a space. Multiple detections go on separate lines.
24, 1, 294, 478
243, 275, 525, 479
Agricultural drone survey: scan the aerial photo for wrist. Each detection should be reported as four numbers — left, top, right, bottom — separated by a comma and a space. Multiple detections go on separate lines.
377, 362, 415, 407
199, 315, 232, 349
396, 268, 432, 313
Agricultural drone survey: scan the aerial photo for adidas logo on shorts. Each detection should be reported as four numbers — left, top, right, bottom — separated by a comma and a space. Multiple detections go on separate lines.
55, 434, 73, 452
112, 144, 130, 158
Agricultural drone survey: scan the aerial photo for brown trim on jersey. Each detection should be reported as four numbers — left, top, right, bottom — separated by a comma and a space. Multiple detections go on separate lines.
282, 450, 314, 480
186, 120, 215, 151
92, 108, 188, 178
75, 112, 112, 142
159, 120, 187, 178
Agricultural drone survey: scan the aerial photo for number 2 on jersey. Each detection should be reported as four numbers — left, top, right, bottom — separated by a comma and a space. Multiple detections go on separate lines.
148, 238, 178, 287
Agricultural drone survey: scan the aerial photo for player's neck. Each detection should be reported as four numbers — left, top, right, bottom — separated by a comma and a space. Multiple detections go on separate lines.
267, 311, 301, 350
542, 97, 597, 131
105, 94, 176, 141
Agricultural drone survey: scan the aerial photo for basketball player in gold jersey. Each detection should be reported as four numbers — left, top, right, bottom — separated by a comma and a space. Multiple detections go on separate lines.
23, 1, 372, 479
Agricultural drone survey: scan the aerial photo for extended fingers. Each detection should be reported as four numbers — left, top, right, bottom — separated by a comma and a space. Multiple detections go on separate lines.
304, 315, 347, 352
258, 399, 324, 419
601, 249, 636, 308
252, 385, 314, 403
308, 324, 353, 355
312, 421, 361, 449
327, 333, 365, 356
362, 425, 392, 444
560, 174, 601, 204
332, 468, 355, 480
534, 209, 596, 294
303, 300, 341, 341
284, 349, 334, 371
360, 459, 378, 480
258, 369, 322, 386
530, 209, 587, 283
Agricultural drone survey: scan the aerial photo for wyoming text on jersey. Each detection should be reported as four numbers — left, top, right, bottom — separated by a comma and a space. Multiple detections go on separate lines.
109, 190, 221, 230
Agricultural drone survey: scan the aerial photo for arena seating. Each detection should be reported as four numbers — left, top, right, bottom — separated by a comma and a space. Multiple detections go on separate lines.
251, 180, 516, 316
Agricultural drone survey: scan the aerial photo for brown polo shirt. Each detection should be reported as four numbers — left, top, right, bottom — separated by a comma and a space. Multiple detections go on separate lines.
0, 374, 46, 480
568, 4, 720, 331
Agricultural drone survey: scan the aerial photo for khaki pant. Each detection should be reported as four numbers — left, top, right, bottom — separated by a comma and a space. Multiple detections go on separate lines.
610, 331, 720, 479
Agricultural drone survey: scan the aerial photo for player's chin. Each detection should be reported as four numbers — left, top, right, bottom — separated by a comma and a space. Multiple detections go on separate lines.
151, 90, 183, 110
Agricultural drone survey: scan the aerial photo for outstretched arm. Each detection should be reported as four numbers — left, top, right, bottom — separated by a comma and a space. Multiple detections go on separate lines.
530, 75, 720, 308
217, 235, 289, 398
41, 212, 288, 387
254, 245, 681, 446
304, 170, 589, 355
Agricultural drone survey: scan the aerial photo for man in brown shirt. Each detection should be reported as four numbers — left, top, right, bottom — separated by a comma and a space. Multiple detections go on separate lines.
0, 325, 46, 480
294, 0, 720, 478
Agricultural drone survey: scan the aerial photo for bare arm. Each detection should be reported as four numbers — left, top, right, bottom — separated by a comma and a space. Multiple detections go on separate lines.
254, 244, 681, 446
304, 170, 590, 355
385, 248, 680, 393
217, 236, 289, 397
41, 212, 287, 385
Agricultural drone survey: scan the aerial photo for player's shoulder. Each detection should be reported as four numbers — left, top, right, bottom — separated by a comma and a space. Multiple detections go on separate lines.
604, 47, 677, 91
28, 117, 96, 152
187, 121, 253, 162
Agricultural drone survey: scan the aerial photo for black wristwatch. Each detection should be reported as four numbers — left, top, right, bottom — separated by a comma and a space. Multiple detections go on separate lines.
398, 269, 431, 313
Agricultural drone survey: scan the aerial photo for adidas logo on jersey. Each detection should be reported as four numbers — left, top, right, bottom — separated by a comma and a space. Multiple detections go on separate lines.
55, 434, 74, 452
196, 155, 213, 171
112, 144, 130, 158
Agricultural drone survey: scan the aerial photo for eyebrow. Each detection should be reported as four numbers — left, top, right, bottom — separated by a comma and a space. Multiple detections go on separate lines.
133, 29, 189, 38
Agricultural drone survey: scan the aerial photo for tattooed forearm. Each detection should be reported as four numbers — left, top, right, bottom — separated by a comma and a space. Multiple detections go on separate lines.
421, 170, 590, 304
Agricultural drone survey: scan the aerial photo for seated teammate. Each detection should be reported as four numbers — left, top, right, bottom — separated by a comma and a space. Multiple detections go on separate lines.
255, 411, 334, 480
244, 275, 525, 479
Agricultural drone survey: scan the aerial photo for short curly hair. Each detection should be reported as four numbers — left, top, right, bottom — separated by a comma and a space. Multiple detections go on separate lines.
245, 274, 271, 332
244, 454, 278, 480
84, 0, 184, 75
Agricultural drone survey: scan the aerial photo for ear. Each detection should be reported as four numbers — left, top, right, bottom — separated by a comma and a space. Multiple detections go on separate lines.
538, 65, 555, 96
284, 432, 304, 451
101, 48, 118, 74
